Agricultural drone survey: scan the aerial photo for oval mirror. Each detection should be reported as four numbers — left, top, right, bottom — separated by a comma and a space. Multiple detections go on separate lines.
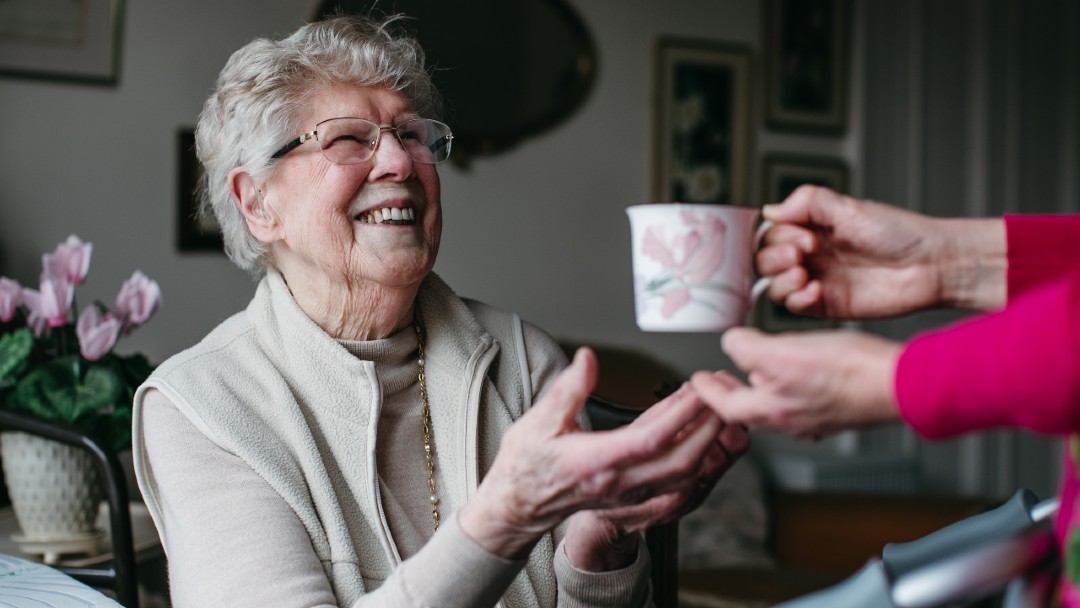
314, 0, 597, 165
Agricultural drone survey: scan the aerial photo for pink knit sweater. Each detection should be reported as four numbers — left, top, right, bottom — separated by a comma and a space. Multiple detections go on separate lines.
896, 214, 1080, 604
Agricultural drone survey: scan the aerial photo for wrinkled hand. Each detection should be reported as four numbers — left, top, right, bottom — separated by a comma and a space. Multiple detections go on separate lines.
690, 327, 904, 437
757, 185, 947, 319
562, 416, 749, 571
458, 348, 727, 561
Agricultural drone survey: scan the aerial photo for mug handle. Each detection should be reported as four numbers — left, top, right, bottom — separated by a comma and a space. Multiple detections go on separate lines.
749, 220, 774, 303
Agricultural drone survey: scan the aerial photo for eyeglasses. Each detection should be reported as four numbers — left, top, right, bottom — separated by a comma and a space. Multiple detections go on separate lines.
271, 117, 454, 165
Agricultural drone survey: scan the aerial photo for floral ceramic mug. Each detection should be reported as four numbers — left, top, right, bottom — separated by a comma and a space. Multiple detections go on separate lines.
626, 203, 771, 332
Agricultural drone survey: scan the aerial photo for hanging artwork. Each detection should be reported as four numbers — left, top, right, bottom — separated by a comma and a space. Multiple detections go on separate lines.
176, 129, 222, 253
0, 0, 124, 84
765, 0, 850, 133
652, 38, 752, 205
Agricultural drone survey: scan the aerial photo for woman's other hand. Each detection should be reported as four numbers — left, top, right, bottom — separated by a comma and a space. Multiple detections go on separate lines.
757, 185, 1006, 318
691, 327, 903, 437
561, 418, 748, 571
458, 347, 741, 564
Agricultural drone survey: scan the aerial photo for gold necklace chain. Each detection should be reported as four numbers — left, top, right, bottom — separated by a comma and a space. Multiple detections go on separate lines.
414, 321, 440, 531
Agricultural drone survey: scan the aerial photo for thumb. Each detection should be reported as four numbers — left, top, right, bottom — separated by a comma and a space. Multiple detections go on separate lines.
529, 346, 598, 429
720, 327, 773, 375
763, 184, 843, 229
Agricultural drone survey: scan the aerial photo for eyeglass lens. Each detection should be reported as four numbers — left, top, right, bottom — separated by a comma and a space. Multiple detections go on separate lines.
318, 118, 452, 165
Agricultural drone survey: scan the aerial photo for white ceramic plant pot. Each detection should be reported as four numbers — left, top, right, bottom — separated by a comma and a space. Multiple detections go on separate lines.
0, 431, 104, 564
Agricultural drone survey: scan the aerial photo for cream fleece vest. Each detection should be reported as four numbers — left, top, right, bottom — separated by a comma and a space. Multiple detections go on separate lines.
134, 270, 557, 608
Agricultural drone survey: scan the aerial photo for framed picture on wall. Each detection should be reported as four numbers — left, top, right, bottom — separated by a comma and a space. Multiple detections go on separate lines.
652, 37, 752, 205
762, 153, 849, 204
177, 128, 223, 253
764, 0, 849, 133
755, 154, 848, 332
0, 0, 124, 84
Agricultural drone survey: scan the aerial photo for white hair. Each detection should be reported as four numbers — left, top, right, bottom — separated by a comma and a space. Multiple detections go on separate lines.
194, 14, 440, 274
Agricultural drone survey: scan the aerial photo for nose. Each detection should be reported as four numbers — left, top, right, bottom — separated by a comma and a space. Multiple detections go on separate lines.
367, 127, 413, 180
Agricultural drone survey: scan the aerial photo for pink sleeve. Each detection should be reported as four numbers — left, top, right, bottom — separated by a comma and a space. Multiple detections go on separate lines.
1006, 214, 1080, 298
895, 272, 1080, 439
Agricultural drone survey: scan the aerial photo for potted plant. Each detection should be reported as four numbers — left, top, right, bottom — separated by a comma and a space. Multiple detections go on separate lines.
0, 235, 160, 562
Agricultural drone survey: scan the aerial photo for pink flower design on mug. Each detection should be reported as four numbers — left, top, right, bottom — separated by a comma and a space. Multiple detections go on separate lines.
639, 209, 731, 318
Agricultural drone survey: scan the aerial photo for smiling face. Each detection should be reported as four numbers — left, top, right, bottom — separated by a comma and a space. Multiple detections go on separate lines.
241, 85, 443, 336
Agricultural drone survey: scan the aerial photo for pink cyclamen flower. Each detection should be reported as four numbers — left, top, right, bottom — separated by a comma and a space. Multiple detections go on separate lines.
114, 271, 161, 334
0, 277, 21, 322
77, 306, 122, 361
22, 277, 74, 329
43, 235, 93, 286
21, 290, 50, 337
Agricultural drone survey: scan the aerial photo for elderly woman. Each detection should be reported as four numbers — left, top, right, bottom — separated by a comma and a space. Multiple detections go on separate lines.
133, 14, 747, 608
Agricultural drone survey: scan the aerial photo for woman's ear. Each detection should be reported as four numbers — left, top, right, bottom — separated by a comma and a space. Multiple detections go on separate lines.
228, 167, 281, 242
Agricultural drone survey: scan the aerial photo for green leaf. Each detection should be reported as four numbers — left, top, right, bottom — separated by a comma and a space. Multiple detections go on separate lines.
108, 406, 133, 452
79, 365, 125, 415
9, 358, 123, 425
117, 352, 154, 388
2, 337, 147, 452
0, 328, 33, 389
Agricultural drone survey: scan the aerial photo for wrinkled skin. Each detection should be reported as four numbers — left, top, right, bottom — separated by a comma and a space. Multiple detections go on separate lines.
755, 185, 1004, 318
460, 347, 749, 568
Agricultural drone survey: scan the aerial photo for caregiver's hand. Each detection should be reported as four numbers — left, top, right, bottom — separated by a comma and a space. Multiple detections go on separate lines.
691, 327, 903, 437
757, 185, 1006, 318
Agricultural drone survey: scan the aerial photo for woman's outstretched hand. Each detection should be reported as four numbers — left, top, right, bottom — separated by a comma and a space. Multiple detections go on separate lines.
458, 347, 746, 569
561, 414, 748, 571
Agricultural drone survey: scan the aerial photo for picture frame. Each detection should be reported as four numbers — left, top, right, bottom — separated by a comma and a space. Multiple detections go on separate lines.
0, 0, 125, 85
177, 128, 223, 253
764, 0, 849, 133
762, 153, 849, 205
755, 154, 848, 332
652, 37, 752, 205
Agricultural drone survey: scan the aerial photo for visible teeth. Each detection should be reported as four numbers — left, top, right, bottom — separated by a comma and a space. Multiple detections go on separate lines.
359, 207, 415, 224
